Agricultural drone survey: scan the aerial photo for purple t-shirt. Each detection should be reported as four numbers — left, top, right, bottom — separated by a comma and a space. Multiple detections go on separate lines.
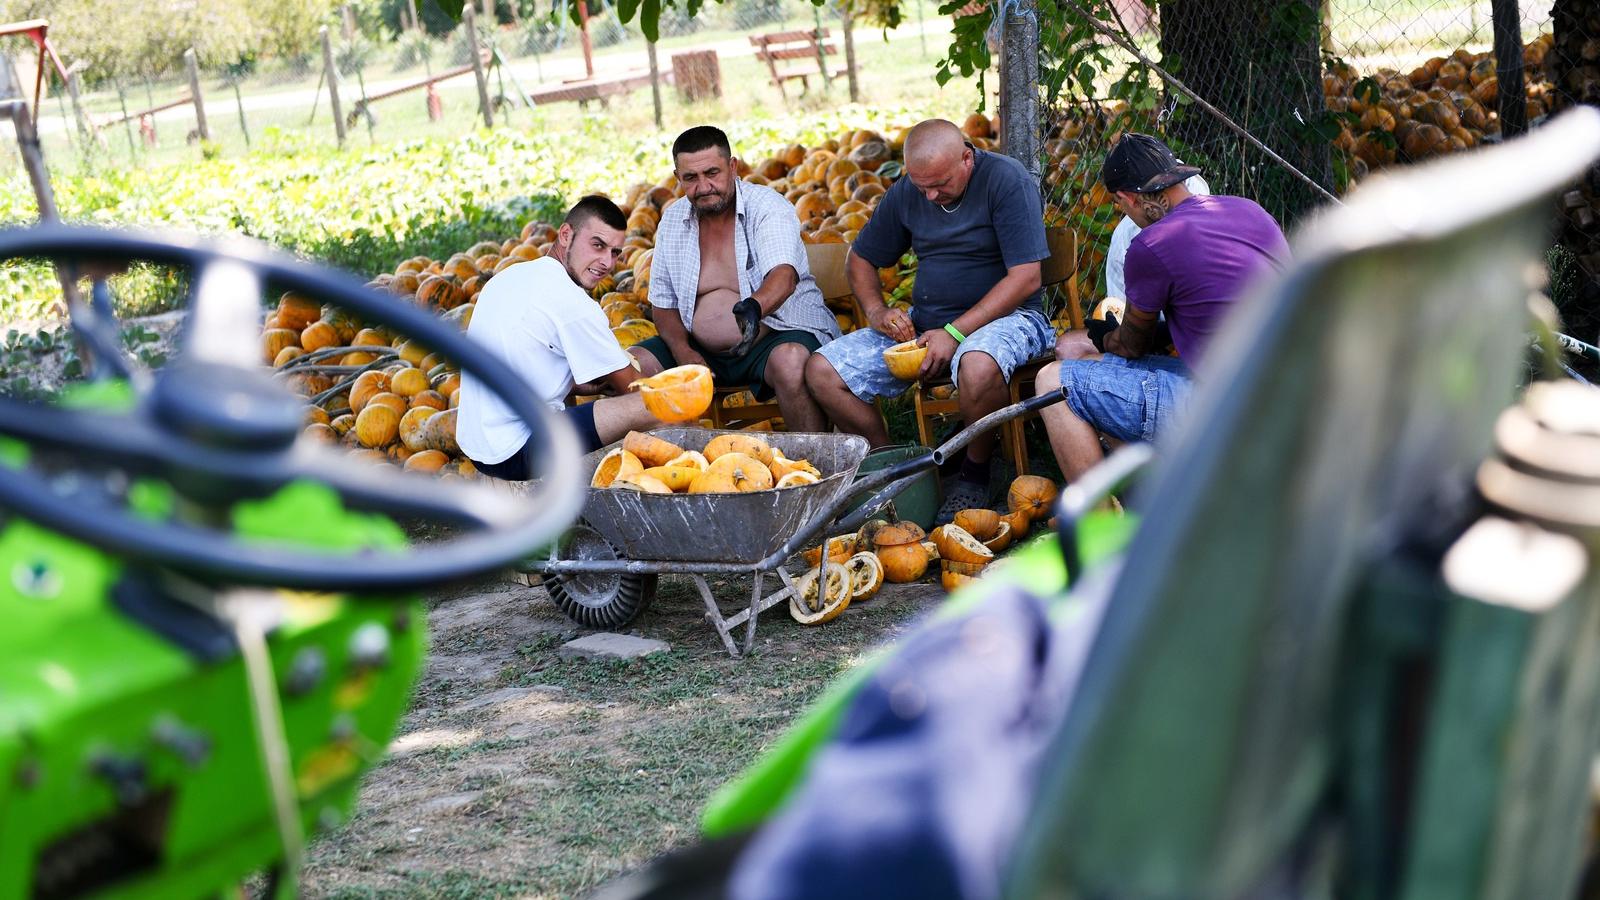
1125, 194, 1289, 366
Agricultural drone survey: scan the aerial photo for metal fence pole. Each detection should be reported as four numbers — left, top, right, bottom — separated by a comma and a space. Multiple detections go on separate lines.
184, 49, 211, 142
464, 4, 495, 128
320, 27, 347, 145
1000, 0, 1039, 181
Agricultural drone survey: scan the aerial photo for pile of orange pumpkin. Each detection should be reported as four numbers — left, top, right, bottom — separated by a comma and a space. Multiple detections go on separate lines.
789, 473, 1061, 624
592, 430, 822, 494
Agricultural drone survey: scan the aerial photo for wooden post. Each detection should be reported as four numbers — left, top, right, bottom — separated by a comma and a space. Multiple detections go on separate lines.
183, 49, 211, 142
647, 40, 662, 128
406, 0, 421, 32
232, 78, 251, 147
114, 79, 137, 155
578, 0, 595, 79
1491, 0, 1527, 139
320, 27, 346, 145
999, 0, 1040, 181
342, 4, 357, 41
463, 4, 495, 128
64, 70, 95, 147
482, 0, 495, 21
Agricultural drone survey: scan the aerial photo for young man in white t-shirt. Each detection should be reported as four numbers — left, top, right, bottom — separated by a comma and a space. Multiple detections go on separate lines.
458, 195, 665, 480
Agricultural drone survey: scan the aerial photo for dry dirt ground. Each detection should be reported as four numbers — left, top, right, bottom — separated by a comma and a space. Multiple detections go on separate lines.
300, 572, 947, 899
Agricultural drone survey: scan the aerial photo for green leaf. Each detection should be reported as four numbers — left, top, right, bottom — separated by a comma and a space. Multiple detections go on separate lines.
431, 0, 465, 21
640, 0, 661, 42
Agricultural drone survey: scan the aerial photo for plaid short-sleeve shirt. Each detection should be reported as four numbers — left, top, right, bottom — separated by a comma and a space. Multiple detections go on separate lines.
648, 179, 840, 344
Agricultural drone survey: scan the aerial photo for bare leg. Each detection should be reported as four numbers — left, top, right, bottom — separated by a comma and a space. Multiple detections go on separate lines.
589, 393, 669, 445
763, 342, 828, 432
1055, 329, 1100, 362
1034, 361, 1105, 482
954, 351, 1010, 466
628, 345, 665, 376
805, 352, 890, 447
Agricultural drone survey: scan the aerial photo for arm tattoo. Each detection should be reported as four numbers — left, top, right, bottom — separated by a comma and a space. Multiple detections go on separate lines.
1105, 316, 1156, 358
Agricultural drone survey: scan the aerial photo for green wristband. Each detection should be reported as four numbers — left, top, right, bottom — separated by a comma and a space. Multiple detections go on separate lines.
944, 323, 967, 344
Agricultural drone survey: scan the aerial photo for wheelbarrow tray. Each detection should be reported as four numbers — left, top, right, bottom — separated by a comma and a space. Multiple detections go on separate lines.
576, 428, 872, 564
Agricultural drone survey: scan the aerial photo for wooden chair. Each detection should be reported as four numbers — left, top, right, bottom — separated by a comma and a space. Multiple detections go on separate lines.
748, 29, 849, 100
708, 386, 782, 431
908, 227, 1079, 478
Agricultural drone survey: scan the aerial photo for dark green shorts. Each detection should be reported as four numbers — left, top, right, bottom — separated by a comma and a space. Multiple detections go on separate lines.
634, 330, 822, 401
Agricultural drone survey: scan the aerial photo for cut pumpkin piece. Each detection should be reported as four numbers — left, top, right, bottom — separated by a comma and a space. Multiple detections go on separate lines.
844, 551, 884, 601
769, 451, 822, 481
623, 430, 685, 468
612, 472, 672, 494
665, 450, 709, 472
776, 471, 820, 489
592, 448, 644, 488
802, 534, 857, 568
789, 565, 852, 624
932, 524, 995, 566
632, 364, 714, 423
641, 465, 700, 492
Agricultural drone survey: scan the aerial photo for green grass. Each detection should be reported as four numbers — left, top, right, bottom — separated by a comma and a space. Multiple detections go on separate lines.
299, 573, 938, 898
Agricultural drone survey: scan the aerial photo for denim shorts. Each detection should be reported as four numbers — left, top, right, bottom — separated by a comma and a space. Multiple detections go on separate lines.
814, 308, 1055, 402
1057, 353, 1193, 443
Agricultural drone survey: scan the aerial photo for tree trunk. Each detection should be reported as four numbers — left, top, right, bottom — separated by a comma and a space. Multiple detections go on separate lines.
1550, 0, 1600, 337
1156, 0, 1331, 228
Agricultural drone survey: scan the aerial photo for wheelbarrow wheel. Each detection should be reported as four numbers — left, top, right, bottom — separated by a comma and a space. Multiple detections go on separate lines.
545, 525, 659, 630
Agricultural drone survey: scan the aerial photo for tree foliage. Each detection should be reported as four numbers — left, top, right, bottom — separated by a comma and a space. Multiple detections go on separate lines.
0, 0, 335, 81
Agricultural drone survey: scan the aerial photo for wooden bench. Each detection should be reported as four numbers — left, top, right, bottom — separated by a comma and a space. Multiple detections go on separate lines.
748, 29, 849, 99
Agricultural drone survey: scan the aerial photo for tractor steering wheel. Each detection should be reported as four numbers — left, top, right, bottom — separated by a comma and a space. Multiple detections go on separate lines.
0, 224, 586, 591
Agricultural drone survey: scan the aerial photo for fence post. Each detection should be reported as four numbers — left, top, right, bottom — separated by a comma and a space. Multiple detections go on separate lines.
1491, 0, 1527, 139
999, 0, 1040, 181
113, 79, 138, 155
647, 40, 663, 129
320, 27, 347, 145
232, 77, 252, 147
64, 70, 95, 147
463, 4, 495, 128
184, 49, 211, 142
839, 2, 859, 103
406, 0, 421, 32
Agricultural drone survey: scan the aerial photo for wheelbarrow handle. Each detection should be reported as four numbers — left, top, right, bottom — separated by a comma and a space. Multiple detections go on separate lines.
1055, 442, 1155, 583
930, 387, 1067, 466
760, 387, 1072, 568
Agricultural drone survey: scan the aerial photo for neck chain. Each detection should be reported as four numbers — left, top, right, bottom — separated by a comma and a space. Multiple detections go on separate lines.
938, 196, 963, 214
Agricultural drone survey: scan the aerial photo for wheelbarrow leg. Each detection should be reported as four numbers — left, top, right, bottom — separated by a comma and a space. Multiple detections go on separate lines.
742, 572, 763, 655
693, 574, 741, 658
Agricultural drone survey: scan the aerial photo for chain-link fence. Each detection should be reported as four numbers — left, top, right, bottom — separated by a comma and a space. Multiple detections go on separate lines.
1032, 0, 1590, 326
1, 0, 956, 175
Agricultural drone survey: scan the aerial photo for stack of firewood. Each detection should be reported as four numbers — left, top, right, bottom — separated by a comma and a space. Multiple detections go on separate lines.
1552, 0, 1600, 291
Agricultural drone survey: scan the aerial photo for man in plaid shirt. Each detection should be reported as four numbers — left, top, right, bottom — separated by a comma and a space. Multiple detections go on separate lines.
633, 126, 839, 432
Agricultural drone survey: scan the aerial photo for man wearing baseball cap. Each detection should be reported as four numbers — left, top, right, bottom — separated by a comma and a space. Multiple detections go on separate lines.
1033, 132, 1290, 482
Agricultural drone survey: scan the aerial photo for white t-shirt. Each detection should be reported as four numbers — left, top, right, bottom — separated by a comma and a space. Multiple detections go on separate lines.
1104, 174, 1211, 299
456, 256, 629, 464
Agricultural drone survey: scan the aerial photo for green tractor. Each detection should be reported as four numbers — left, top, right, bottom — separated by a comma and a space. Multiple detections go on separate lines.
0, 224, 587, 898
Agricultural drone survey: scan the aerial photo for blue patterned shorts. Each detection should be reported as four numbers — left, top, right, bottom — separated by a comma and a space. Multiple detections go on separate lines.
814, 308, 1055, 402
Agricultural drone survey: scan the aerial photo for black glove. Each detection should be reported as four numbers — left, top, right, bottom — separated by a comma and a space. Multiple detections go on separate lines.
729, 297, 763, 358
1087, 311, 1119, 353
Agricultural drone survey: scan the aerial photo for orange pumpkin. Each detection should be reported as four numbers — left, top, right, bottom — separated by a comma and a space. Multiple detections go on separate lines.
354, 404, 401, 448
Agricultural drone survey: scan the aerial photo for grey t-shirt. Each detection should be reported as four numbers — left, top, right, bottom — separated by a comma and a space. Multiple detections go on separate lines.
852, 148, 1050, 333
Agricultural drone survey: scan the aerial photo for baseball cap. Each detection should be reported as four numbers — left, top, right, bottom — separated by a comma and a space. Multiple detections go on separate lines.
1100, 133, 1203, 194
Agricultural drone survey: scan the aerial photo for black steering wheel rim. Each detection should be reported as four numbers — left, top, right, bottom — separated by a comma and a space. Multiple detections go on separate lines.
0, 223, 587, 591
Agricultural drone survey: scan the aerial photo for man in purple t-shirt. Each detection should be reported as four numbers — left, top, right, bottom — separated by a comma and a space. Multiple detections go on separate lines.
1034, 133, 1290, 481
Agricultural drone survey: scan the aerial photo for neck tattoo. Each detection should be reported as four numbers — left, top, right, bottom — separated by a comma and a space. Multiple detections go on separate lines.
1139, 193, 1171, 225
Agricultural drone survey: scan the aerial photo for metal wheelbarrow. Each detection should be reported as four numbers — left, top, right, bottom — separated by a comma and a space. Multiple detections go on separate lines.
521, 392, 1066, 656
